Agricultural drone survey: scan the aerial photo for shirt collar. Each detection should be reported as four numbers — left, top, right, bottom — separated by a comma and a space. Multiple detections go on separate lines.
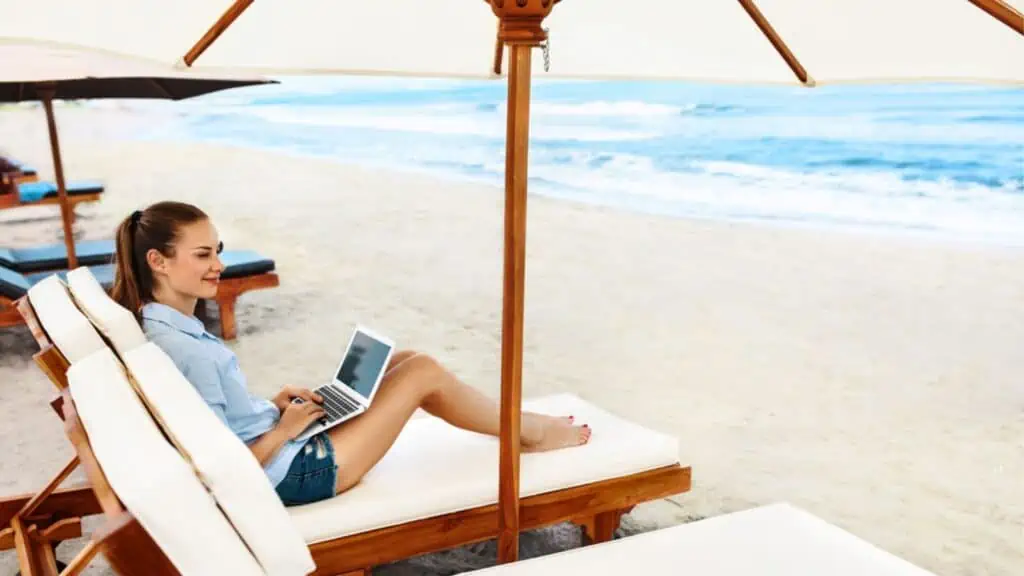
140, 302, 208, 339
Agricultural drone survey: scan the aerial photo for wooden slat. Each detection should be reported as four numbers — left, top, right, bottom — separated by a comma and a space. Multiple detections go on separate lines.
59, 539, 100, 576
968, 0, 1024, 35
737, 0, 812, 85
40, 517, 82, 542
59, 537, 99, 573
34, 347, 70, 390
13, 516, 39, 576
17, 457, 80, 520
28, 524, 60, 576
0, 486, 100, 532
308, 464, 691, 575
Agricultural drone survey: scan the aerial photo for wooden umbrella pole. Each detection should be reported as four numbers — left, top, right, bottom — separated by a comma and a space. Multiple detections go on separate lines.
497, 41, 532, 564
487, 1, 561, 564
38, 87, 77, 269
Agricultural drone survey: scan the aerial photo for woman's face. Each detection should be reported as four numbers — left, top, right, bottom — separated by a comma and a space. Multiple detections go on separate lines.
150, 218, 225, 300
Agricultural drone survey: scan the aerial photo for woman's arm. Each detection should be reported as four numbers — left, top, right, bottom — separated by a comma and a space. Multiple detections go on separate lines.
248, 401, 327, 464
247, 427, 291, 465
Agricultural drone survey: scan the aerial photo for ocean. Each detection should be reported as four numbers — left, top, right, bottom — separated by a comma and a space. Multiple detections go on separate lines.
137, 77, 1024, 245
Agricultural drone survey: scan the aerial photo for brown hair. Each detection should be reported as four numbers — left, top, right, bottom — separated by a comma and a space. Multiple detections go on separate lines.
111, 201, 209, 317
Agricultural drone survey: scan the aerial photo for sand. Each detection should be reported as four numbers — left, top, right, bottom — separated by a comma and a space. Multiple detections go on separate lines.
1, 106, 1022, 575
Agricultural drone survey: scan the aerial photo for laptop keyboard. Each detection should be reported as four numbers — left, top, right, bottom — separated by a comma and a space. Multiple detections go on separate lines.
317, 385, 361, 424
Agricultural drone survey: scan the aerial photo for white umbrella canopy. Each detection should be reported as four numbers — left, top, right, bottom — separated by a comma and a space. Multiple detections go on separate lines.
2, 0, 1021, 83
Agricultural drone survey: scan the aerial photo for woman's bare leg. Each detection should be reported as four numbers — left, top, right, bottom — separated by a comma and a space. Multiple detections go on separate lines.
386, 349, 418, 372
388, 350, 573, 426
328, 353, 590, 493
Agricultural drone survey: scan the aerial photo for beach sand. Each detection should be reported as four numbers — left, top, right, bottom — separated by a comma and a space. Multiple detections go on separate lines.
1, 106, 1022, 575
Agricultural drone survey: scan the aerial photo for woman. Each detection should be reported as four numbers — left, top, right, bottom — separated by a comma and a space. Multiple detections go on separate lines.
111, 201, 591, 506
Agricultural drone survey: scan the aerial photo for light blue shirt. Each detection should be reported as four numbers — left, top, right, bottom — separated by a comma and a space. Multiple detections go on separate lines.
141, 302, 306, 487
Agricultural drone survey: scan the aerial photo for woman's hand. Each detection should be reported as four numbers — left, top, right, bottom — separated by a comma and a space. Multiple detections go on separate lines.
272, 386, 323, 413
278, 401, 327, 440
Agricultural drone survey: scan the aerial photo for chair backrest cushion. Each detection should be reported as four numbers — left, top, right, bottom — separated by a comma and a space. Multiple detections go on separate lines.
67, 348, 266, 575
124, 343, 315, 576
26, 274, 106, 363
66, 267, 147, 356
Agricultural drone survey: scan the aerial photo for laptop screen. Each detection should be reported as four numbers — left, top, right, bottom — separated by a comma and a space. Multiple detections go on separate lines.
335, 329, 392, 399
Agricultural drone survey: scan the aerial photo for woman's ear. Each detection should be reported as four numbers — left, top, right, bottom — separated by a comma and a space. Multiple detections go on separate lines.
145, 248, 166, 274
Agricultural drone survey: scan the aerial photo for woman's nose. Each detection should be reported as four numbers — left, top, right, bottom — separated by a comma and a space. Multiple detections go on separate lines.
212, 255, 225, 272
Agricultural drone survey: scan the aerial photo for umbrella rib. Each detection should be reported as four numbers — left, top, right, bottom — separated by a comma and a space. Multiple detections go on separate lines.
493, 27, 505, 76
736, 0, 812, 86
967, 0, 1024, 35
183, 0, 256, 66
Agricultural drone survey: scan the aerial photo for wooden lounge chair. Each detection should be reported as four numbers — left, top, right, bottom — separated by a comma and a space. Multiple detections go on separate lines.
3, 271, 692, 575
0, 248, 280, 339
0, 179, 103, 217
463, 503, 937, 575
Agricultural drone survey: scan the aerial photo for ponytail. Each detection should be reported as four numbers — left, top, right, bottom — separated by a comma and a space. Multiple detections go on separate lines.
110, 201, 209, 320
111, 211, 145, 317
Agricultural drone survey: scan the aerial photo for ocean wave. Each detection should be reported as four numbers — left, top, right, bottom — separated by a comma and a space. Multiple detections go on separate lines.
224, 105, 657, 142
476, 100, 740, 118
146, 77, 1024, 244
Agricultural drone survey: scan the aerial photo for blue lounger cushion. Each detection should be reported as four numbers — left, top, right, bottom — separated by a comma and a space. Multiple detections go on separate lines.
0, 265, 32, 300
0, 239, 116, 273
1, 251, 275, 300
17, 180, 105, 203
0, 241, 274, 278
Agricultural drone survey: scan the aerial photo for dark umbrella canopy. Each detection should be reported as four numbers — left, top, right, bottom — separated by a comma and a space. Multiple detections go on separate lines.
0, 39, 274, 267
0, 39, 274, 101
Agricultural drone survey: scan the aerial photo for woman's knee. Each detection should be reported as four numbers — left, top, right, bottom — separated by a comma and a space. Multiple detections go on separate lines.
385, 353, 444, 396
387, 349, 419, 371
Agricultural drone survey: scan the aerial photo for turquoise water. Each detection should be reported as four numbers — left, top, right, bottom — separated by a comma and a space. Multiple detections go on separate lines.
146, 77, 1024, 244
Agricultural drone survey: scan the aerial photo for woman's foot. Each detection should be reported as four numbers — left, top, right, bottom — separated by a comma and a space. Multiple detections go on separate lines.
523, 420, 591, 453
525, 411, 575, 427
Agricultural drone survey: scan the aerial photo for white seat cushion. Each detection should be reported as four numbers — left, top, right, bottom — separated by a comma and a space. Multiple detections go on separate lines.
26, 274, 106, 363
67, 348, 266, 576
123, 343, 315, 576
464, 503, 936, 575
289, 393, 681, 544
66, 267, 147, 357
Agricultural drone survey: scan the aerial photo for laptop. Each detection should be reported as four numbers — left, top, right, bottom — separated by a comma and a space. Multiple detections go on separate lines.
292, 325, 395, 443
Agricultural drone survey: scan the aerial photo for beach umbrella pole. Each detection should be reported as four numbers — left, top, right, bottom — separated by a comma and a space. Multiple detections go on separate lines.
37, 85, 78, 269
497, 41, 531, 564
489, 0, 559, 564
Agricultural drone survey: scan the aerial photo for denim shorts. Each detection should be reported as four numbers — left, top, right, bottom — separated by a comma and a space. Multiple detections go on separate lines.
274, 433, 338, 506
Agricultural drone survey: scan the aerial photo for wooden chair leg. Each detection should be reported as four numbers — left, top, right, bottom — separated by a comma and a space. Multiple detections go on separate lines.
216, 296, 238, 341
583, 506, 634, 544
